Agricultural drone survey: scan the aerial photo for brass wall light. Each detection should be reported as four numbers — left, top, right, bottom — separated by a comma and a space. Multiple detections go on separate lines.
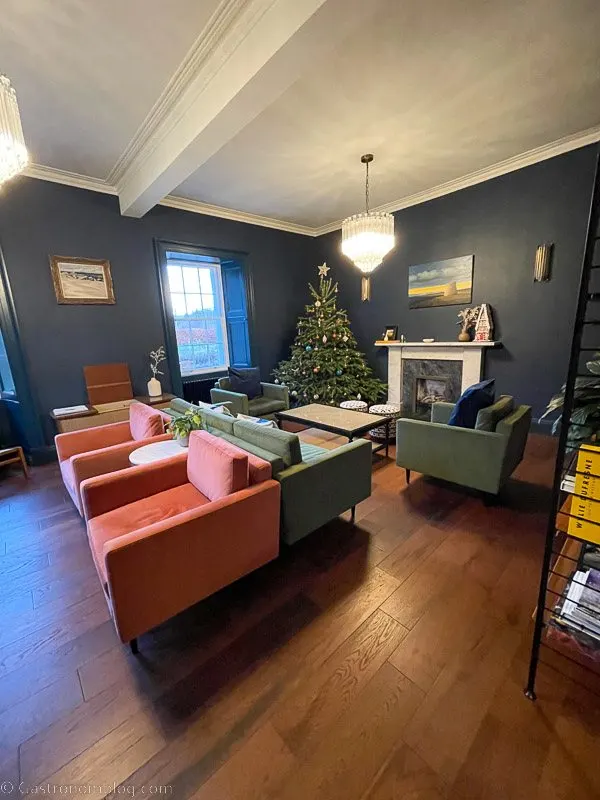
534, 243, 553, 282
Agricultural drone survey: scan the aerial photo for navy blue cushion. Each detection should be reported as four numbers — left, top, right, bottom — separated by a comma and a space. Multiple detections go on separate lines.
448, 379, 495, 429
228, 366, 262, 400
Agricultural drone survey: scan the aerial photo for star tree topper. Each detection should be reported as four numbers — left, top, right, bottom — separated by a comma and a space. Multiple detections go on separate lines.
318, 263, 330, 277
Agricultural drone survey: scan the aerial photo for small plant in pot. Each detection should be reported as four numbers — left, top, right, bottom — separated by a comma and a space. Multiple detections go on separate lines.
168, 409, 203, 447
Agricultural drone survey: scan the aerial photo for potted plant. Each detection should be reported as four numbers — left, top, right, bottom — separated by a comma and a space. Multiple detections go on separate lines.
148, 346, 167, 397
542, 352, 600, 451
168, 409, 203, 447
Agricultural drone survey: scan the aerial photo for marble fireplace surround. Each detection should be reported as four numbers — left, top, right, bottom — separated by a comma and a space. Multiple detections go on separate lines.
374, 341, 498, 410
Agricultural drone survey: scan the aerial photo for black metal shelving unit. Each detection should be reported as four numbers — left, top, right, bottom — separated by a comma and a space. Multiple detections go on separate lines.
526, 152, 600, 699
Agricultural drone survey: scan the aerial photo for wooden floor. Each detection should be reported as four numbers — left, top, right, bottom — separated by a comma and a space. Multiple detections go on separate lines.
0, 432, 599, 799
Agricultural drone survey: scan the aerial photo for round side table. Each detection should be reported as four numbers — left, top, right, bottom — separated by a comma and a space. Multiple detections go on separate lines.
368, 403, 401, 442
340, 400, 368, 412
129, 439, 185, 465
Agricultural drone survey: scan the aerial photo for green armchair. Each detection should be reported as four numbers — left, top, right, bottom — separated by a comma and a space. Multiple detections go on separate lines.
395, 396, 532, 496
210, 377, 289, 419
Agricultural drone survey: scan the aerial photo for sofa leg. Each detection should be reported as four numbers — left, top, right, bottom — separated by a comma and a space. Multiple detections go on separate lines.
350, 505, 356, 524
129, 638, 139, 655
405, 469, 411, 484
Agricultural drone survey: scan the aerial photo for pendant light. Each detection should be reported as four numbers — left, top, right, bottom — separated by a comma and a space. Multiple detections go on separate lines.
0, 75, 28, 186
341, 154, 394, 301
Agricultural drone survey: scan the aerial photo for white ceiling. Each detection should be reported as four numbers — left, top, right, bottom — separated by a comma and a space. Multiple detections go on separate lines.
1, 0, 221, 177
3, 0, 600, 231
175, 0, 600, 227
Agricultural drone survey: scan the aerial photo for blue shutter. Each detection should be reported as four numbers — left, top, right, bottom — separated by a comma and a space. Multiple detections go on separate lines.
221, 259, 251, 367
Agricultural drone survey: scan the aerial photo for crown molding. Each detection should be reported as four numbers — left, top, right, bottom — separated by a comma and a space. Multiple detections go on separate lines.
24, 164, 116, 195
107, 0, 269, 189
23, 124, 600, 238
22, 163, 313, 235
159, 194, 315, 235
313, 124, 600, 236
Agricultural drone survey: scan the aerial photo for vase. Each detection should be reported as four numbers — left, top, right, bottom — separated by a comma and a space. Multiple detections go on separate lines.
175, 434, 189, 448
147, 377, 162, 397
457, 330, 471, 342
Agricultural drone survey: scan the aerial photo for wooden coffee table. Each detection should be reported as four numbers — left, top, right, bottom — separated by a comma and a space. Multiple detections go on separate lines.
276, 403, 393, 457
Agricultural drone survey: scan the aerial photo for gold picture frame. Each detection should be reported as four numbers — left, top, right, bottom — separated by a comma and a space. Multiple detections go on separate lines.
50, 255, 115, 305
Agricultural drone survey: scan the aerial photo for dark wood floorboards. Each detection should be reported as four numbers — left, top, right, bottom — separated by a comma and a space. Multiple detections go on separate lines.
0, 432, 598, 799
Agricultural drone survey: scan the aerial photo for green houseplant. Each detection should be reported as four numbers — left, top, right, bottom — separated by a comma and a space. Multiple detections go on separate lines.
168, 409, 203, 447
542, 352, 600, 450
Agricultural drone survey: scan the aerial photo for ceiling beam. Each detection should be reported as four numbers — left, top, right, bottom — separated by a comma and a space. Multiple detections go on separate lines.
116, 0, 387, 218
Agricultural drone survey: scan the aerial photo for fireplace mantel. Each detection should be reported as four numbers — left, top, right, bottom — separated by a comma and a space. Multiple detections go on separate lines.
374, 340, 499, 349
375, 340, 500, 407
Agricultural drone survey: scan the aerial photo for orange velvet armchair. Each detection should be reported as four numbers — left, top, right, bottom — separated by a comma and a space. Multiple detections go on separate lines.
80, 430, 280, 651
56, 402, 170, 515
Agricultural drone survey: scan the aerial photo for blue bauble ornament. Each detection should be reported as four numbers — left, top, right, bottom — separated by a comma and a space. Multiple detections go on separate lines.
305, 345, 312, 352
336, 368, 343, 376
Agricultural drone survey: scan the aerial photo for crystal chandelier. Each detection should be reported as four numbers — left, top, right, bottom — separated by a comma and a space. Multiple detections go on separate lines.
0, 75, 28, 186
341, 154, 394, 301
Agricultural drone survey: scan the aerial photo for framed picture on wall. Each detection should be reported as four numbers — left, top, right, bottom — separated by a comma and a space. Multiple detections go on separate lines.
408, 255, 473, 309
50, 255, 115, 305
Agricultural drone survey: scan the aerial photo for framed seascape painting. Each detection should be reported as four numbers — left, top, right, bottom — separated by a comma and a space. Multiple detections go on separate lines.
50, 256, 115, 305
408, 255, 473, 309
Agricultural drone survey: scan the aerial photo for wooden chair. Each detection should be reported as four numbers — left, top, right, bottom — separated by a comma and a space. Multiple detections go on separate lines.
0, 446, 29, 478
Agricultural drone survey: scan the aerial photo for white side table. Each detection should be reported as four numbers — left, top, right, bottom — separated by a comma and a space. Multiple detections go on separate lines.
129, 439, 185, 465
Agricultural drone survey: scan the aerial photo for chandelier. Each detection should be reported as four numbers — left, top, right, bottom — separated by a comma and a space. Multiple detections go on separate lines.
341, 153, 394, 301
0, 75, 28, 186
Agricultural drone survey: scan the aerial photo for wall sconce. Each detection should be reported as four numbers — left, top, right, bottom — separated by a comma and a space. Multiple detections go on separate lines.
534, 243, 553, 282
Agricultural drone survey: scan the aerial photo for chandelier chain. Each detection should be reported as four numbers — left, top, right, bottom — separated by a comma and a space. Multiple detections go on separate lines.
365, 159, 370, 214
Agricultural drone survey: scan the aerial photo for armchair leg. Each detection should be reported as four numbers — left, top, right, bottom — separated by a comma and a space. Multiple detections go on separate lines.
129, 638, 139, 655
405, 469, 411, 484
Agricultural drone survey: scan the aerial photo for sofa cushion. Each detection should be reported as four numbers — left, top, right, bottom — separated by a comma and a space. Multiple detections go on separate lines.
187, 430, 248, 501
232, 419, 302, 467
448, 379, 495, 429
299, 441, 328, 464
129, 403, 165, 441
88, 483, 208, 580
228, 366, 262, 399
200, 407, 235, 435
216, 432, 286, 475
475, 395, 514, 432
247, 397, 287, 417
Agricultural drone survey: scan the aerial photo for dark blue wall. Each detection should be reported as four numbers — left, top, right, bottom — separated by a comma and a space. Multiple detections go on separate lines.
0, 145, 597, 450
314, 145, 599, 421
0, 179, 312, 445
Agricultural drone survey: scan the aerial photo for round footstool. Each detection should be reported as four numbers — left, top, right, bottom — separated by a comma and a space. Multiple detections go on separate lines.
368, 403, 401, 442
340, 400, 368, 412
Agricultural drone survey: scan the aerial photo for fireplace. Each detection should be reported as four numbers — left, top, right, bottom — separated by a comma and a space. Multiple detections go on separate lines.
413, 376, 450, 418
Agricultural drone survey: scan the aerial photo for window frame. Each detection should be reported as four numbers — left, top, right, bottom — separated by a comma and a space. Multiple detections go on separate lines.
154, 239, 255, 397
166, 255, 230, 378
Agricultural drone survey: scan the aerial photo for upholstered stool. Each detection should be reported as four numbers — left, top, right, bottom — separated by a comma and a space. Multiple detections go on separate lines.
368, 403, 401, 441
340, 400, 368, 412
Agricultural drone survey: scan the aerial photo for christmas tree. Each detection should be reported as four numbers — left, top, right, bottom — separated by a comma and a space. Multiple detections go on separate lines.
273, 264, 385, 405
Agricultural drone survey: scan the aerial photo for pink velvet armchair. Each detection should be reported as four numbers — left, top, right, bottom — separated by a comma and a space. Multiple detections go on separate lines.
80, 430, 280, 651
56, 402, 170, 515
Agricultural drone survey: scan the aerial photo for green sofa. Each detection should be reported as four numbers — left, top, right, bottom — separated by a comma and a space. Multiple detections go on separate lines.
197, 407, 372, 544
210, 377, 289, 419
395, 395, 532, 496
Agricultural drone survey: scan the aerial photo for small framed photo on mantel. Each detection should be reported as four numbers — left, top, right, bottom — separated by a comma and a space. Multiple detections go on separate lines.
50, 256, 115, 305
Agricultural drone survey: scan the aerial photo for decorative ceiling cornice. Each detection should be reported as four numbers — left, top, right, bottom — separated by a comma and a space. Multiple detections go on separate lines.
24, 164, 116, 195
23, 124, 600, 238
312, 124, 600, 236
158, 194, 314, 235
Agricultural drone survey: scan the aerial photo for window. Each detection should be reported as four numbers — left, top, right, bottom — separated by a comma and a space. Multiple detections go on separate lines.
166, 252, 229, 376
0, 328, 15, 394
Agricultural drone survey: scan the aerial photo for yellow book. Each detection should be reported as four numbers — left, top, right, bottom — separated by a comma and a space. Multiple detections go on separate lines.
568, 497, 600, 544
574, 443, 600, 500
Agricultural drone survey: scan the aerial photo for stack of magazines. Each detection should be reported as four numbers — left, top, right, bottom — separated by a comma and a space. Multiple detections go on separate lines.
553, 568, 600, 649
